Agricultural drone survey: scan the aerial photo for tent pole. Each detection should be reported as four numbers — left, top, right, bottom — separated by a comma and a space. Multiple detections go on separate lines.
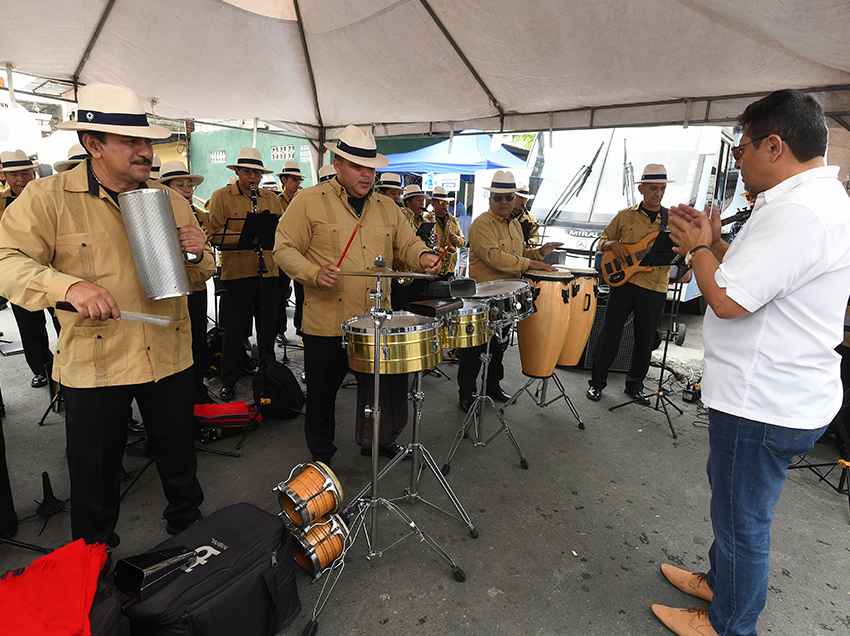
293, 0, 324, 136
5, 64, 15, 106
418, 0, 503, 118
251, 117, 258, 148
73, 0, 117, 84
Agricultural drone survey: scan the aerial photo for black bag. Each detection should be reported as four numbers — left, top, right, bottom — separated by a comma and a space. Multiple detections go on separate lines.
125, 503, 301, 636
252, 359, 304, 420
91, 578, 131, 636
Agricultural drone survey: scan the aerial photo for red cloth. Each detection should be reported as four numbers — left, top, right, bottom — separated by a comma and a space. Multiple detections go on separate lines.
0, 539, 107, 635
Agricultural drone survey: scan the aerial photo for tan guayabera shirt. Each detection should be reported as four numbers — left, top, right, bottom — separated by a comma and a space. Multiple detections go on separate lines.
206, 182, 283, 280
601, 204, 670, 293
0, 161, 214, 388
468, 210, 543, 283
274, 178, 431, 337
434, 214, 465, 275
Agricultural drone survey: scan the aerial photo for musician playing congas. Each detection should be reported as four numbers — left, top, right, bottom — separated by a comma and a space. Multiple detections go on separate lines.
458, 170, 560, 411
274, 125, 440, 465
586, 163, 680, 405
0, 83, 213, 545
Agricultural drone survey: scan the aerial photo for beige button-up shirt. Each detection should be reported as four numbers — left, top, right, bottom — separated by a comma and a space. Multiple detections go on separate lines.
206, 182, 283, 280
274, 178, 431, 337
601, 204, 671, 293
468, 211, 543, 283
0, 161, 214, 388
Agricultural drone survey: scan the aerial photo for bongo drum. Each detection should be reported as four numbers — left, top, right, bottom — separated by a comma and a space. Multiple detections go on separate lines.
558, 267, 599, 366
292, 514, 349, 577
274, 462, 344, 528
518, 270, 574, 377
342, 311, 441, 374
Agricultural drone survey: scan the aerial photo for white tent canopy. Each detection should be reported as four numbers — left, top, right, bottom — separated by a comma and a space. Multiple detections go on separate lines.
4, 0, 850, 141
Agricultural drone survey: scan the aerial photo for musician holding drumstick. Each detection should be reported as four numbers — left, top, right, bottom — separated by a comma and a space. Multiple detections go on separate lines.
586, 163, 678, 405
458, 170, 560, 411
273, 125, 439, 465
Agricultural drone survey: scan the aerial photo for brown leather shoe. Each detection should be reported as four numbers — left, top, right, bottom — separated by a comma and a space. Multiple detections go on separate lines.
660, 563, 714, 602
651, 605, 718, 635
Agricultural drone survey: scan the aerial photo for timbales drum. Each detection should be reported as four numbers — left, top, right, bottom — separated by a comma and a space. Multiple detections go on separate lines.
558, 267, 600, 367
342, 311, 441, 374
292, 514, 349, 578
274, 462, 344, 528
471, 280, 534, 326
441, 301, 491, 350
518, 270, 574, 378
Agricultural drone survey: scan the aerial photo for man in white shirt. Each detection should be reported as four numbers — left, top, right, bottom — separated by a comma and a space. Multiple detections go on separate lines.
655, 89, 850, 636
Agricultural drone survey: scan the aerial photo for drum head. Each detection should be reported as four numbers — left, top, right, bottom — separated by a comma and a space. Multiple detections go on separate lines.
343, 311, 436, 334
313, 461, 344, 501
472, 280, 530, 299
524, 269, 574, 282
568, 266, 600, 278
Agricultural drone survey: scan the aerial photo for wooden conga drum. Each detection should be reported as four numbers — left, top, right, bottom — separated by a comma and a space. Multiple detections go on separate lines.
558, 267, 599, 367
518, 270, 574, 378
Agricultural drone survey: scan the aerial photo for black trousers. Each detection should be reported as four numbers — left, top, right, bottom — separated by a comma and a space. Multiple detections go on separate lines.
62, 368, 203, 544
187, 288, 209, 401
457, 333, 507, 399
590, 282, 666, 390
0, 418, 16, 537
302, 335, 409, 459
11, 304, 56, 376
293, 283, 304, 333
220, 277, 282, 387
277, 271, 291, 335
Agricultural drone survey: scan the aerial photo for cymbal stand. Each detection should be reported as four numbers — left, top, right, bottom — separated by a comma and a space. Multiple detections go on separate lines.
343, 371, 477, 537
441, 322, 528, 475
504, 372, 585, 430
302, 266, 464, 636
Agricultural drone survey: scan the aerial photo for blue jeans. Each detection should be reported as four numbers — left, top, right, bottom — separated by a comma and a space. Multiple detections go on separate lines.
706, 409, 826, 636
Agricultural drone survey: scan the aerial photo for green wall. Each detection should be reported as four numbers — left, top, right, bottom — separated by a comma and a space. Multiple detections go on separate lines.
189, 128, 314, 202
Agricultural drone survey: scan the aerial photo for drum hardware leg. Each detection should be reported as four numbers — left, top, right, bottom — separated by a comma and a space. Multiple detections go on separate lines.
505, 373, 585, 430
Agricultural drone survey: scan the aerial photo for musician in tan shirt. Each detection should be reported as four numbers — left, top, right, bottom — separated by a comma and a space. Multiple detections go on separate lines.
430, 187, 465, 275
459, 170, 559, 409
274, 125, 439, 463
0, 83, 213, 545
587, 163, 678, 403
206, 148, 283, 399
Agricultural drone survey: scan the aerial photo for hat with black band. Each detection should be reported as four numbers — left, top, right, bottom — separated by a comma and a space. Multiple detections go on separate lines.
0, 149, 39, 173
325, 125, 388, 169
227, 147, 273, 174
57, 83, 170, 140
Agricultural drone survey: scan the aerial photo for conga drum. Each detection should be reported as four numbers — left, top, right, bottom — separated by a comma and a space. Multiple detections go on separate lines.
558, 267, 599, 367
518, 270, 574, 378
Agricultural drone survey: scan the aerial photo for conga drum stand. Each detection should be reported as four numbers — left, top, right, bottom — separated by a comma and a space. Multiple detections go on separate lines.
504, 373, 585, 430
302, 268, 464, 636
441, 324, 528, 475
344, 372, 478, 537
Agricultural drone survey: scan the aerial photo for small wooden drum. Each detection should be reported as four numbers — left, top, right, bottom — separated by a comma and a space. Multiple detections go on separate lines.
274, 462, 344, 528
471, 279, 534, 326
518, 270, 574, 378
342, 311, 442, 374
558, 267, 600, 367
292, 514, 349, 577
441, 301, 491, 350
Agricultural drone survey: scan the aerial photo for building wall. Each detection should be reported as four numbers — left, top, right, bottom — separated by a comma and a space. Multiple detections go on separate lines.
189, 128, 314, 202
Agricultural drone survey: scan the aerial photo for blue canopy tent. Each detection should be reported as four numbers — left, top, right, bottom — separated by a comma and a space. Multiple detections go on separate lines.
381, 135, 525, 174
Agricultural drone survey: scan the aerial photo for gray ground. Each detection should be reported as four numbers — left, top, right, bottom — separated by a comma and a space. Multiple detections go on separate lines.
0, 304, 847, 635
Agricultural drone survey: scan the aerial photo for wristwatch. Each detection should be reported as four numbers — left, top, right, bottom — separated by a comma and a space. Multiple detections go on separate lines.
684, 244, 712, 267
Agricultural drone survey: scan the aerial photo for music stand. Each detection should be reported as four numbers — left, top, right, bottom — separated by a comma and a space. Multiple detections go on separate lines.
608, 233, 683, 439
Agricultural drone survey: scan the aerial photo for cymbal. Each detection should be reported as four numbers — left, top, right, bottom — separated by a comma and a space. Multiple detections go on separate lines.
337, 269, 437, 280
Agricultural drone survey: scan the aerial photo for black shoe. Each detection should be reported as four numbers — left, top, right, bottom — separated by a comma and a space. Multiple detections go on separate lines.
166, 512, 202, 536
586, 385, 602, 401
624, 385, 652, 406
31, 374, 48, 388
241, 359, 258, 375
487, 385, 511, 403
108, 532, 120, 548
0, 521, 17, 539
311, 454, 333, 466
219, 385, 235, 401
360, 442, 409, 460
275, 334, 287, 346
458, 397, 474, 413
127, 417, 146, 435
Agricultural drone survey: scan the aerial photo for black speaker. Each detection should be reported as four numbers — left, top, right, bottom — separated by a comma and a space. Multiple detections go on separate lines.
582, 287, 635, 372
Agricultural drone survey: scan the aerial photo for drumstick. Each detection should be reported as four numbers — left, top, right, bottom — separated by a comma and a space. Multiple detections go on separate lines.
336, 223, 361, 268
433, 246, 449, 267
